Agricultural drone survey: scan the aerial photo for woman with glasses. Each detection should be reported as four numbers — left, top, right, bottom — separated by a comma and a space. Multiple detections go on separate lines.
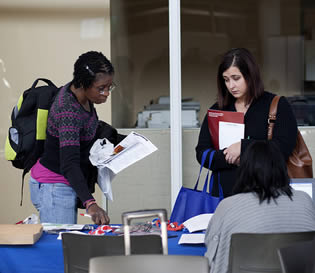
196, 48, 298, 198
29, 51, 119, 224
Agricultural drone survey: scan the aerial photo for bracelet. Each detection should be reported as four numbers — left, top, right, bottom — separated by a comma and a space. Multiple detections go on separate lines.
83, 198, 95, 208
86, 201, 97, 211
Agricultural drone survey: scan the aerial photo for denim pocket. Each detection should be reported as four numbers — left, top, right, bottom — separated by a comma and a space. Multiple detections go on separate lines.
29, 177, 41, 211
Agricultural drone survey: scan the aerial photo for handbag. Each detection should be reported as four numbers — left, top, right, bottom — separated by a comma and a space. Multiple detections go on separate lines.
169, 149, 224, 224
268, 96, 313, 178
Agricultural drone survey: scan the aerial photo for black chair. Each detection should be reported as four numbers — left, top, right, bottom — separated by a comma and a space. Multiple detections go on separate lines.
89, 254, 210, 273
277, 238, 315, 273
227, 231, 315, 273
62, 233, 163, 273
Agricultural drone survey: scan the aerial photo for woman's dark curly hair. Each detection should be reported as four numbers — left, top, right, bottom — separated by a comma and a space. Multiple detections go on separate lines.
72, 51, 114, 89
233, 140, 292, 203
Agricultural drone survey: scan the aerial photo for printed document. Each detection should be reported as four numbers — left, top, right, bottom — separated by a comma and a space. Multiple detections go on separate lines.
102, 131, 158, 174
219, 121, 244, 149
89, 131, 158, 201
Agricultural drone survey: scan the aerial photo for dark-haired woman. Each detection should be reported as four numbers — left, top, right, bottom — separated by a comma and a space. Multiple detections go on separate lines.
29, 51, 115, 224
204, 141, 315, 273
196, 48, 298, 197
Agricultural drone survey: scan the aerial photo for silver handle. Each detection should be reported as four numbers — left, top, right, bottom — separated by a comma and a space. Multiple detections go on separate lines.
122, 209, 168, 255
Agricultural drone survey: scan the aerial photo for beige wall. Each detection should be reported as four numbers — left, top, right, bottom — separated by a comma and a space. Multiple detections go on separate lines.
0, 0, 111, 224
108, 127, 315, 224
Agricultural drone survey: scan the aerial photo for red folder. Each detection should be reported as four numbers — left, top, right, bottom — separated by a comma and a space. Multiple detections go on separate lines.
207, 109, 244, 150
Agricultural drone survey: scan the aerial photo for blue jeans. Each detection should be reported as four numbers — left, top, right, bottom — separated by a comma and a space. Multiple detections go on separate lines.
29, 177, 78, 224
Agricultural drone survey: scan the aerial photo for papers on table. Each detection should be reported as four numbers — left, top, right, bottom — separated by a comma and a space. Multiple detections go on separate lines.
177, 213, 213, 245
183, 213, 213, 233
57, 230, 87, 240
178, 233, 205, 244
42, 223, 86, 231
219, 121, 245, 149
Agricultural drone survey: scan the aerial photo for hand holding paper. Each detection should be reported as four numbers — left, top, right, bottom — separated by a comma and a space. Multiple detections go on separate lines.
89, 132, 158, 201
207, 110, 244, 150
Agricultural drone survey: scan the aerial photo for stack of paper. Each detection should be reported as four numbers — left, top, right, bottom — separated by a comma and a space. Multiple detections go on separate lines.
178, 213, 213, 245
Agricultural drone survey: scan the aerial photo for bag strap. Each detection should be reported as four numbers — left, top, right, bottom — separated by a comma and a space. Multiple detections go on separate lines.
203, 151, 223, 198
201, 150, 215, 192
194, 150, 224, 199
194, 149, 211, 190
32, 78, 57, 89
268, 96, 280, 140
209, 172, 224, 198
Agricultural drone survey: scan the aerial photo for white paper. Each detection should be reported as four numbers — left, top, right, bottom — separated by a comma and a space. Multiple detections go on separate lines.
42, 223, 85, 231
89, 138, 116, 201
178, 233, 205, 244
97, 167, 115, 201
290, 182, 313, 198
103, 131, 158, 174
89, 132, 157, 201
57, 230, 87, 240
183, 213, 213, 233
219, 121, 244, 149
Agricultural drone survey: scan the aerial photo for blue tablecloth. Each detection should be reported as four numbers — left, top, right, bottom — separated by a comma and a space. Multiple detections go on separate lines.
0, 229, 206, 273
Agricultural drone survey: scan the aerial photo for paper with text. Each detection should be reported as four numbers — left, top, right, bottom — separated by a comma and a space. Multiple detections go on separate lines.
104, 131, 158, 174
219, 121, 244, 149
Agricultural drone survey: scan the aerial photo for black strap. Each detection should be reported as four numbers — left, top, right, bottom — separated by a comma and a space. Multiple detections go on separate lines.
32, 78, 57, 89
20, 169, 28, 206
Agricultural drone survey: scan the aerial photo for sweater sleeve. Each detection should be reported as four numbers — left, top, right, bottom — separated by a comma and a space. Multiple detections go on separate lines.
57, 109, 94, 204
196, 113, 235, 171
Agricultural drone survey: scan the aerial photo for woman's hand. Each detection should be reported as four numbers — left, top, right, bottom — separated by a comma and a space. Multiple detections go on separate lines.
223, 142, 241, 165
87, 203, 110, 225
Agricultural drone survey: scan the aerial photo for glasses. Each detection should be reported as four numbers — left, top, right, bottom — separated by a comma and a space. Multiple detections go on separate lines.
98, 82, 117, 94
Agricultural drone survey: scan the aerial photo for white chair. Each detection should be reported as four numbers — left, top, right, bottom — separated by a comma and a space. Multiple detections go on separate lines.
89, 254, 210, 273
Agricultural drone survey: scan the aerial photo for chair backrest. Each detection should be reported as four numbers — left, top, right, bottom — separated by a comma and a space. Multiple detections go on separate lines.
89, 254, 210, 273
228, 231, 315, 273
62, 233, 163, 273
277, 238, 315, 273
122, 209, 168, 255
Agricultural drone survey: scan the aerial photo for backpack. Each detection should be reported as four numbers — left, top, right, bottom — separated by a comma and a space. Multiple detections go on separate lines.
5, 78, 60, 204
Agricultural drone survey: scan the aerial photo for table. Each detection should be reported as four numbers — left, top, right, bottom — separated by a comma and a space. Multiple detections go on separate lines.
0, 229, 206, 273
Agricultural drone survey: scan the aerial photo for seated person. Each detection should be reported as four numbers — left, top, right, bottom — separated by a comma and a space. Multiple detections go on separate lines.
204, 140, 315, 273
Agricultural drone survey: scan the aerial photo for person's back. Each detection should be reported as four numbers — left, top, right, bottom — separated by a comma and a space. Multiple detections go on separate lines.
204, 141, 315, 273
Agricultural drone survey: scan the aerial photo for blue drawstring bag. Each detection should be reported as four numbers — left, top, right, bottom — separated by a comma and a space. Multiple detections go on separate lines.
170, 149, 223, 224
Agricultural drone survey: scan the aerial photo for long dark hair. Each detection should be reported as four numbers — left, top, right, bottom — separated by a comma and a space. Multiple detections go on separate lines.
217, 48, 264, 109
72, 51, 114, 89
233, 140, 292, 203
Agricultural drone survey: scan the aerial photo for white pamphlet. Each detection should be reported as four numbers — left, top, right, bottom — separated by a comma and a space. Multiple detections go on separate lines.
219, 121, 244, 149
178, 233, 205, 244
183, 213, 213, 233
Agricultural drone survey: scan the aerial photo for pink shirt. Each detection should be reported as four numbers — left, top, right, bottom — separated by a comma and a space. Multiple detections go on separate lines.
31, 160, 69, 185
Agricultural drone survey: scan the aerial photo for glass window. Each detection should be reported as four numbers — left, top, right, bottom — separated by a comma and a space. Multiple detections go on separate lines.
111, 0, 315, 127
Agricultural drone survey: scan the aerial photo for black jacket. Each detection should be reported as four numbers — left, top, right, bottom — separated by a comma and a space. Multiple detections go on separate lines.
195, 91, 297, 197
